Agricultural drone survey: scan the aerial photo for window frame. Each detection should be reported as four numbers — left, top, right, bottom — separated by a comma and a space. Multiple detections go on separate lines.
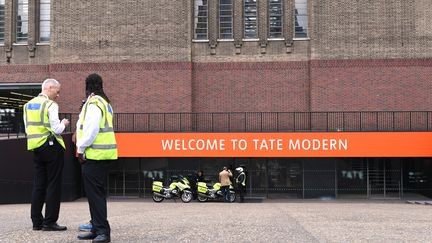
193, 0, 209, 41
294, 0, 309, 39
218, 0, 233, 40
243, 0, 258, 40
37, 0, 50, 44
0, 0, 5, 44
14, 0, 29, 44
268, 0, 283, 39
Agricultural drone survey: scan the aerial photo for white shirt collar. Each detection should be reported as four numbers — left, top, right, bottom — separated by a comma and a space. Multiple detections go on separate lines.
38, 93, 49, 100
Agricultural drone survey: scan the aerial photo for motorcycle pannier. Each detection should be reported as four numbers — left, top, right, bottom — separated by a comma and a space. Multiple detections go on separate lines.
197, 182, 208, 193
152, 181, 163, 192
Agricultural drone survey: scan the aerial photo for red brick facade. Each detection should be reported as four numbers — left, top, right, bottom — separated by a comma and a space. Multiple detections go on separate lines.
1, 58, 430, 113
0, 1, 431, 113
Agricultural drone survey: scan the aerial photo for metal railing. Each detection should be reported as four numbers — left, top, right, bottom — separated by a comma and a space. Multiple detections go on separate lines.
1, 111, 431, 138
113, 111, 432, 133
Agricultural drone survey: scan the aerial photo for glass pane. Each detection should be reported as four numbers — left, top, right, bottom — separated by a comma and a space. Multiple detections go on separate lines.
244, 0, 257, 39
194, 0, 208, 39
16, 0, 29, 42
295, 0, 308, 38
40, 1, 50, 42
268, 0, 283, 39
0, 0, 4, 42
219, 0, 232, 39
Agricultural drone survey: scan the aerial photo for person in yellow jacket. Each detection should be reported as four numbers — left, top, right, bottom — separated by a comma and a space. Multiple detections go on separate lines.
76, 73, 117, 243
23, 78, 70, 231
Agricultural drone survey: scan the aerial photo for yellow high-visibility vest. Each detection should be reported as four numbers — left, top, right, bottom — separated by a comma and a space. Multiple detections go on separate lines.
77, 95, 118, 160
23, 95, 65, 151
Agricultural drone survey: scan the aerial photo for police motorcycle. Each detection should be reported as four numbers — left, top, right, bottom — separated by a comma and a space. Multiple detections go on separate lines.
152, 175, 193, 203
196, 182, 236, 202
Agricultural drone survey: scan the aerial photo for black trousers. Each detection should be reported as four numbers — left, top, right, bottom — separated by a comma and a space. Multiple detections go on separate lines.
236, 185, 246, 202
31, 140, 64, 227
221, 185, 230, 202
82, 159, 110, 236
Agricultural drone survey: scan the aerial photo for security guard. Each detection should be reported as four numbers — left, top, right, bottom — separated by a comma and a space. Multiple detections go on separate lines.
23, 78, 69, 231
235, 166, 247, 203
76, 73, 117, 243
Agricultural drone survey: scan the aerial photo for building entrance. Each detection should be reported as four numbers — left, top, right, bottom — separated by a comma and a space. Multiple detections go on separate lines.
108, 158, 431, 200
368, 159, 401, 199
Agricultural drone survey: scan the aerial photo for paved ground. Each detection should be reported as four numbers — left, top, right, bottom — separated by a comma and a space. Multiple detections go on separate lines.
0, 198, 431, 243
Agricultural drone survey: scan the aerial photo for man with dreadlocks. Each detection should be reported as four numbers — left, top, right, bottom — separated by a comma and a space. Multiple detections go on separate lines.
76, 73, 117, 243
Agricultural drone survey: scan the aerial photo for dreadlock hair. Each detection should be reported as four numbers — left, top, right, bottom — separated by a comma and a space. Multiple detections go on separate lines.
85, 73, 111, 103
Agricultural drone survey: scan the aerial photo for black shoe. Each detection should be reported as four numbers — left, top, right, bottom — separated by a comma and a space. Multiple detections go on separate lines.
32, 226, 42, 231
42, 223, 67, 231
78, 232, 97, 240
92, 234, 111, 243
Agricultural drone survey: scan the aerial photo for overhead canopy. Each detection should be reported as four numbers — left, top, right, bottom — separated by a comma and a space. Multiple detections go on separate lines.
0, 83, 41, 110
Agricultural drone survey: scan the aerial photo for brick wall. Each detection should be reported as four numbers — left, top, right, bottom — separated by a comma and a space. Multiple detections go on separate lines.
0, 65, 49, 82
0, 1, 431, 114
192, 61, 310, 112
50, 0, 191, 64
310, 59, 432, 111
48, 62, 193, 113
311, 0, 432, 59
0, 58, 431, 113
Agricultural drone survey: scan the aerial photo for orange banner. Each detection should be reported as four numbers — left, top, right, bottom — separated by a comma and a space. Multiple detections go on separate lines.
115, 132, 432, 158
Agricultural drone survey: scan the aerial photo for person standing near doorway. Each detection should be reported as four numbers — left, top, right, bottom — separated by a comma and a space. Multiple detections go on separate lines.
219, 166, 232, 202
235, 166, 246, 203
76, 73, 117, 243
23, 78, 69, 231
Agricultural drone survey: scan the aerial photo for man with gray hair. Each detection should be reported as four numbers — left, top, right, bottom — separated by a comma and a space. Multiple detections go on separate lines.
23, 78, 70, 231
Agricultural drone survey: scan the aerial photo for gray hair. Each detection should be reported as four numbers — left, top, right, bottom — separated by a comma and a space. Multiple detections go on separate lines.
41, 78, 60, 90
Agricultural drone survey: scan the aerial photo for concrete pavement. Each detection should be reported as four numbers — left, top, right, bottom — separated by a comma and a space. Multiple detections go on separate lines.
0, 198, 431, 242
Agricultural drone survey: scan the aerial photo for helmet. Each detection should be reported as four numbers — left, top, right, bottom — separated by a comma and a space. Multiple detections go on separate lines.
235, 167, 243, 173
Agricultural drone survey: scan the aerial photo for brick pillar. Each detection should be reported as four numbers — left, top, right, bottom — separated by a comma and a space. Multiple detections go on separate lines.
28, 0, 36, 57
208, 0, 218, 54
233, 0, 243, 54
4, 0, 13, 62
284, 0, 294, 53
258, 0, 268, 54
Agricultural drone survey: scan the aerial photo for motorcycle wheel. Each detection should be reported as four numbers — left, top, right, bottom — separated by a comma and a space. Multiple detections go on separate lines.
229, 192, 236, 202
197, 194, 208, 202
152, 193, 164, 203
181, 190, 193, 203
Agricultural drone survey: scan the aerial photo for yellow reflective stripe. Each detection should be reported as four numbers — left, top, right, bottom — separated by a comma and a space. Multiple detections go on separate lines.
39, 100, 49, 123
99, 127, 114, 132
27, 131, 51, 139
90, 144, 117, 149
26, 122, 51, 127
94, 96, 111, 129
79, 124, 113, 133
